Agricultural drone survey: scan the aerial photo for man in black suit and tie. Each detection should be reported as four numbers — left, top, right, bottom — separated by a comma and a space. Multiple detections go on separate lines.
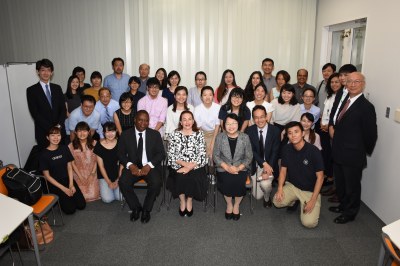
329, 72, 377, 224
27, 59, 66, 149
118, 110, 165, 223
247, 105, 280, 208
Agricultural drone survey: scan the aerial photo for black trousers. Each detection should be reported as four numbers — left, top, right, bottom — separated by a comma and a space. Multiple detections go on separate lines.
333, 163, 363, 218
48, 179, 86, 214
319, 130, 333, 177
118, 168, 162, 212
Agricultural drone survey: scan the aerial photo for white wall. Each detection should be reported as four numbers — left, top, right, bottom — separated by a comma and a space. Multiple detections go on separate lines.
0, 0, 317, 90
313, 0, 400, 224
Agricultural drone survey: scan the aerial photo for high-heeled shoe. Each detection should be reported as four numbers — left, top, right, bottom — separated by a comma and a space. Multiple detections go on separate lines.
179, 208, 186, 217
232, 213, 240, 221
225, 212, 233, 220
186, 208, 193, 217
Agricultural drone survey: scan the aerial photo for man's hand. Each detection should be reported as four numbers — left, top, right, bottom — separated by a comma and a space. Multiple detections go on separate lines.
262, 162, 273, 176
140, 164, 151, 176
129, 164, 141, 176
274, 189, 284, 202
303, 198, 317, 214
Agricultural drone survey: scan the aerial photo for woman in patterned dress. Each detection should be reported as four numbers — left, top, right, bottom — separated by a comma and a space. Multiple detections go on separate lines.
68, 121, 100, 202
167, 111, 208, 217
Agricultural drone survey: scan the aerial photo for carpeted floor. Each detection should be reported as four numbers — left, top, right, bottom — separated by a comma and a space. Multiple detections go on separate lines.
1, 186, 384, 266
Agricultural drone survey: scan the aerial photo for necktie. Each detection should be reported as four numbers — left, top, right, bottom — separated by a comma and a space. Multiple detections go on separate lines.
105, 106, 111, 121
337, 99, 350, 122
259, 130, 264, 160
45, 84, 52, 108
137, 132, 143, 168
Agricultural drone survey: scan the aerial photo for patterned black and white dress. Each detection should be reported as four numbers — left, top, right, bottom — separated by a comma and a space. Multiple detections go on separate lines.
167, 130, 208, 200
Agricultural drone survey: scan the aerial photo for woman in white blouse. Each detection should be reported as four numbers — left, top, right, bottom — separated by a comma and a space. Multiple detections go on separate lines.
194, 86, 221, 158
320, 73, 341, 185
167, 111, 208, 217
246, 83, 274, 125
165, 86, 194, 140
300, 112, 322, 150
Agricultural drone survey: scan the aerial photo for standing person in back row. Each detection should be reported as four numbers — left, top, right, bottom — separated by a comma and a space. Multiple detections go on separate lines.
103, 57, 130, 101
328, 72, 377, 224
27, 58, 67, 149
261, 58, 276, 94
293, 69, 317, 104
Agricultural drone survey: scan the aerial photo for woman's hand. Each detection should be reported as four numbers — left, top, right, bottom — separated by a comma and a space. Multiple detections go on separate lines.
177, 166, 192, 174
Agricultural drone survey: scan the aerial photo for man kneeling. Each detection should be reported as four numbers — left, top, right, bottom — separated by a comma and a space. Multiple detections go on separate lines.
273, 121, 324, 228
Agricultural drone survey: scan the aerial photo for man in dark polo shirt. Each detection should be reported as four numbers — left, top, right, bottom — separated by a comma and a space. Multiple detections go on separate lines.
273, 121, 324, 228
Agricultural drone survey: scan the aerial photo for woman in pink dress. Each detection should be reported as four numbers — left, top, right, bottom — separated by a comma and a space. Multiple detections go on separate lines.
68, 121, 100, 202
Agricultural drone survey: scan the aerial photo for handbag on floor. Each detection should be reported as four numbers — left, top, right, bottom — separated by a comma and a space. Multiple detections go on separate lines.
24, 219, 54, 246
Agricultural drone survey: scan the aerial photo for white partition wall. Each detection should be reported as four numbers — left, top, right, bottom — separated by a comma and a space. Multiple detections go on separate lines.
0, 65, 19, 166
0, 63, 38, 167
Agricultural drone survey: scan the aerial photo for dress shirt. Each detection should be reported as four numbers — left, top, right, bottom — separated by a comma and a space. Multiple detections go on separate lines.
103, 73, 130, 101
95, 99, 120, 125
126, 128, 155, 169
39, 80, 51, 97
332, 88, 348, 125
187, 87, 203, 107
68, 107, 102, 137
137, 95, 168, 136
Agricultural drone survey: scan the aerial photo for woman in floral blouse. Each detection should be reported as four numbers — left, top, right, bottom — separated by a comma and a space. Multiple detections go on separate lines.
167, 110, 208, 217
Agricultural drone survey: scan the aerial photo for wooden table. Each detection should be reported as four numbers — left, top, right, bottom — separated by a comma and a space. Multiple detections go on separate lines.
0, 193, 41, 266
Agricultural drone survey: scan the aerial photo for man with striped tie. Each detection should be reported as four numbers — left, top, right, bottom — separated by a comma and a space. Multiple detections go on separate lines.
95, 87, 119, 138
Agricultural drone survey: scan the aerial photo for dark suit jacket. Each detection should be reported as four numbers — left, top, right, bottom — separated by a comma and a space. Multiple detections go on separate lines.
328, 88, 345, 127
26, 82, 66, 147
331, 94, 377, 168
246, 124, 280, 175
117, 127, 165, 174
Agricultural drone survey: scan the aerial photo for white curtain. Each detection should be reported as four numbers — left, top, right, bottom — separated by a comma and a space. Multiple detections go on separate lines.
0, 0, 317, 89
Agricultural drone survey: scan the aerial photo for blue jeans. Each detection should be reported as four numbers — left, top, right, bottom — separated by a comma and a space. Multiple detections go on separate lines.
99, 179, 121, 203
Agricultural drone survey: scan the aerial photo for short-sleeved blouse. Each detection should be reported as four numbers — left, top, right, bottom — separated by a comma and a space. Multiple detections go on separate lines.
93, 141, 119, 182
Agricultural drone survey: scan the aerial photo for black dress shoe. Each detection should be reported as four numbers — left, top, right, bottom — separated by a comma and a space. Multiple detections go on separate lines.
186, 208, 193, 217
328, 206, 343, 213
225, 212, 233, 220
179, 208, 186, 217
232, 213, 240, 221
130, 207, 142, 221
334, 214, 354, 224
141, 211, 151, 224
287, 200, 299, 213
263, 198, 272, 208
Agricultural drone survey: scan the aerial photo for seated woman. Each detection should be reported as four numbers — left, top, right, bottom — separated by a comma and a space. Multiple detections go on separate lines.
246, 83, 274, 125
167, 111, 208, 217
68, 121, 100, 202
39, 126, 86, 214
300, 112, 322, 150
165, 86, 194, 140
218, 88, 251, 132
114, 92, 136, 135
94, 122, 123, 203
213, 113, 253, 221
194, 86, 221, 158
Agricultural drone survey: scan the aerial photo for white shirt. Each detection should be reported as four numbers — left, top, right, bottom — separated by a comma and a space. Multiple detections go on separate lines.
126, 128, 154, 169
165, 104, 194, 137
332, 88, 348, 125
39, 80, 51, 96
194, 102, 221, 131
246, 101, 275, 125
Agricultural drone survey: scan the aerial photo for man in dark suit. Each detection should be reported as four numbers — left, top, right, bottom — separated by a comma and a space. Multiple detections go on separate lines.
246, 105, 280, 208
118, 110, 165, 223
329, 72, 377, 224
27, 59, 66, 149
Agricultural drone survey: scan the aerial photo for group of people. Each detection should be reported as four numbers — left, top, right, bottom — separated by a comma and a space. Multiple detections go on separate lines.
26, 57, 377, 227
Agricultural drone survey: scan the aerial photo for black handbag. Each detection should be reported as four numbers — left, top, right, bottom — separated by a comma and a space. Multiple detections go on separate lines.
2, 167, 42, 205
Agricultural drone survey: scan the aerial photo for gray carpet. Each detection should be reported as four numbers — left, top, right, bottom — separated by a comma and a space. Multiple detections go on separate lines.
1, 187, 384, 266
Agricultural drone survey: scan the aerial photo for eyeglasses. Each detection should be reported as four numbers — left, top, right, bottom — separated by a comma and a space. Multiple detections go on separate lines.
225, 122, 238, 126
346, 79, 364, 85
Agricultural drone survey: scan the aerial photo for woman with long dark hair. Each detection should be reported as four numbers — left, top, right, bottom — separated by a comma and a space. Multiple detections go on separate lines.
218, 88, 251, 132
243, 71, 264, 103
214, 69, 238, 105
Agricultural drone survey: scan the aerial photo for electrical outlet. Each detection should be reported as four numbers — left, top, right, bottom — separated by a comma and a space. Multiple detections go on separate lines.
386, 107, 390, 118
